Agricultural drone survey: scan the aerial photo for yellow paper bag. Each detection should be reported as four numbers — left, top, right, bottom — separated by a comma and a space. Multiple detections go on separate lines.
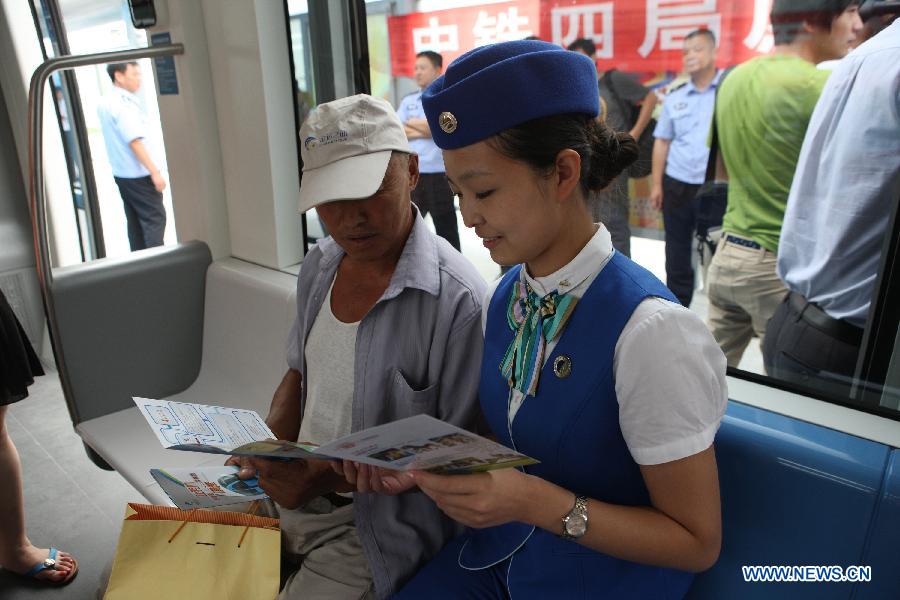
105, 503, 280, 600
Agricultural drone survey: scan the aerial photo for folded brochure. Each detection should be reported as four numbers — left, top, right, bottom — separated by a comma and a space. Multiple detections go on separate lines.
151, 466, 268, 510
134, 397, 537, 474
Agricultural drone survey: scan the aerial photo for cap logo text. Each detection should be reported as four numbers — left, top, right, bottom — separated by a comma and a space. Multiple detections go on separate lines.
305, 129, 349, 151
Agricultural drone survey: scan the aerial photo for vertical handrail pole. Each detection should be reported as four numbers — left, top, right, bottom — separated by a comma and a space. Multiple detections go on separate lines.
26, 44, 184, 421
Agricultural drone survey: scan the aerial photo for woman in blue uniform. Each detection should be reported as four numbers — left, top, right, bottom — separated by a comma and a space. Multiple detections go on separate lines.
341, 40, 727, 599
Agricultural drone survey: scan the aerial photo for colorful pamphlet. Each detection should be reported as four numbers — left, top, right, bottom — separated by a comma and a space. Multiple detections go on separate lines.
151, 466, 268, 510
134, 397, 320, 459
134, 397, 537, 474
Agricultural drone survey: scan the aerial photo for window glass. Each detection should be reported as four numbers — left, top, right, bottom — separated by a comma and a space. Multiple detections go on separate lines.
885, 331, 900, 411
285, 0, 900, 418
37, 0, 178, 258
76, 58, 176, 258
286, 0, 322, 243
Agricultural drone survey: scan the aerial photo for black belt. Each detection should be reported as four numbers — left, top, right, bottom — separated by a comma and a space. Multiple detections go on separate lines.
323, 492, 354, 507
725, 234, 762, 250
788, 292, 863, 347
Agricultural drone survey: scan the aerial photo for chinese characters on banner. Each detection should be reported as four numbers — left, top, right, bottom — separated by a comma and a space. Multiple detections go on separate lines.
388, 2, 541, 76
388, 0, 773, 77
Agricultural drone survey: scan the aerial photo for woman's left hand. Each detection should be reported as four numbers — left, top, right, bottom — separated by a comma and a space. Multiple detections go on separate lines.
412, 468, 533, 529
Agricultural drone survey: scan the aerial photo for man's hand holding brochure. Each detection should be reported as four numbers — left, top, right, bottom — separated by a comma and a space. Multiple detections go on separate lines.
135, 397, 537, 499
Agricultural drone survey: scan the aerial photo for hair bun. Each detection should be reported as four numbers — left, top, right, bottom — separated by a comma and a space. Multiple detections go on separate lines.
610, 131, 640, 175
586, 123, 639, 191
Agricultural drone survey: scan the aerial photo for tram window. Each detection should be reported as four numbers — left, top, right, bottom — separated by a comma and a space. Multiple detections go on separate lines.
284, 0, 900, 419
81, 60, 175, 257
30, 0, 177, 260
286, 1, 319, 246
886, 332, 900, 411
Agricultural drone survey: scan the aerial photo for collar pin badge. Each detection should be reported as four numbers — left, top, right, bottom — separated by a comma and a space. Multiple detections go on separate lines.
439, 111, 458, 134
553, 355, 572, 379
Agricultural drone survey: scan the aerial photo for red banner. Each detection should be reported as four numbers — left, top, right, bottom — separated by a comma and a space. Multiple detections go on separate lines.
388, 0, 773, 77
388, 2, 542, 77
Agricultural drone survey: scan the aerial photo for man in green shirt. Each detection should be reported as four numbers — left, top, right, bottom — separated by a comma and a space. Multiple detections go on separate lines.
706, 0, 863, 367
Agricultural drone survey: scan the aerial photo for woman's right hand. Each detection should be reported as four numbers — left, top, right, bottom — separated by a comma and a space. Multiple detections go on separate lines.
331, 460, 417, 495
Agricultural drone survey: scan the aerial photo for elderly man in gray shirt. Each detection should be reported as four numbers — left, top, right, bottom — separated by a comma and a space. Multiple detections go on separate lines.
231, 94, 486, 599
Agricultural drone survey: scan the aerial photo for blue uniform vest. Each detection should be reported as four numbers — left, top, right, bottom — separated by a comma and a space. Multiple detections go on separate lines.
462, 252, 694, 599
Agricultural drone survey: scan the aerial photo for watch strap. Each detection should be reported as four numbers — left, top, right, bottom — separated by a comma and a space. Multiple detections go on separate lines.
561, 495, 589, 540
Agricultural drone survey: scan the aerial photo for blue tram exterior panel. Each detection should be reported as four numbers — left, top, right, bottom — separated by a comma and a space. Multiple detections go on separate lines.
856, 449, 900, 599
688, 401, 894, 599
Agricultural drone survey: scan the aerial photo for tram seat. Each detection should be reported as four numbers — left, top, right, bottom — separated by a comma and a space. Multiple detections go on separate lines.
687, 401, 898, 600
53, 241, 211, 423
75, 247, 297, 505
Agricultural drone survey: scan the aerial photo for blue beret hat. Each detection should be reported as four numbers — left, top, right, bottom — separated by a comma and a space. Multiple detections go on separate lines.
421, 40, 600, 150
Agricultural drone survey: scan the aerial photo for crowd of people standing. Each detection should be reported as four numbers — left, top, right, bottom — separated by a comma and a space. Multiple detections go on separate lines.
392, 0, 897, 398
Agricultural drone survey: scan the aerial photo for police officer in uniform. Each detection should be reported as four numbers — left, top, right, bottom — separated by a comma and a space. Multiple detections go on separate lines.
396, 50, 461, 251
651, 29, 722, 308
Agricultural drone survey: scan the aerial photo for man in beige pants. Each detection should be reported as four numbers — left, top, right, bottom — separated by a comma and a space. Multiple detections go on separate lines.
706, 0, 862, 367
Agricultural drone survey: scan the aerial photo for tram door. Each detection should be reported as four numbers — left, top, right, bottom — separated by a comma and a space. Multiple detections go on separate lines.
29, 0, 175, 265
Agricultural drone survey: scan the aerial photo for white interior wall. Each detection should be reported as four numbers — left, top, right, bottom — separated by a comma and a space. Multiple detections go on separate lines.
256, 1, 306, 268
0, 0, 84, 269
195, 0, 303, 269
148, 0, 232, 260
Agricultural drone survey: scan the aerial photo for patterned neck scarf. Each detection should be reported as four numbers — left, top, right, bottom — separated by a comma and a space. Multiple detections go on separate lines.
500, 277, 578, 396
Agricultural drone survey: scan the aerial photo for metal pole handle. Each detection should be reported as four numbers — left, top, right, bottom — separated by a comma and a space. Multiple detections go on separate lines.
26, 43, 184, 421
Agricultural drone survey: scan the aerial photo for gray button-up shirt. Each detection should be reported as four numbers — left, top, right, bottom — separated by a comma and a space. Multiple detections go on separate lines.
287, 207, 487, 598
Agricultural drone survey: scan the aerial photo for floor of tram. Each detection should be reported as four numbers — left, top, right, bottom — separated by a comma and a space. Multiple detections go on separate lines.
1, 370, 134, 599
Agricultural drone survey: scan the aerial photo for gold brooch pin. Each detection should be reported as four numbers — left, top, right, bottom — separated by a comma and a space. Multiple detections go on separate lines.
439, 111, 458, 133
553, 355, 572, 379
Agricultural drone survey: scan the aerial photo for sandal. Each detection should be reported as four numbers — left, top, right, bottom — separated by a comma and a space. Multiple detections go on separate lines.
22, 547, 78, 586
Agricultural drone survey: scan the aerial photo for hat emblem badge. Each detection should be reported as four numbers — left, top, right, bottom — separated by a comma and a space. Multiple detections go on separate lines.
438, 112, 458, 134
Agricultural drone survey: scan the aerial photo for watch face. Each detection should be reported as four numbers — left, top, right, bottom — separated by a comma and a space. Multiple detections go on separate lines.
566, 514, 587, 537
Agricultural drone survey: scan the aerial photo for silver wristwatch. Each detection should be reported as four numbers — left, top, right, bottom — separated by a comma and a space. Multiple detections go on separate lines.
561, 495, 589, 540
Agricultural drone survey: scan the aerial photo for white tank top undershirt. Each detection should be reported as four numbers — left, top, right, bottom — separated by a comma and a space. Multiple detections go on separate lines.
298, 275, 359, 447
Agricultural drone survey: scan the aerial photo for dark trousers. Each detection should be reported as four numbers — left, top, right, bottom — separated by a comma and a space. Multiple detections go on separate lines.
412, 172, 461, 251
662, 174, 702, 307
114, 175, 166, 251
762, 293, 862, 398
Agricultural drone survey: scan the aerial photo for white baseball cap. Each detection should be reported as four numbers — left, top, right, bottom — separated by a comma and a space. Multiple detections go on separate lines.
298, 94, 411, 213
